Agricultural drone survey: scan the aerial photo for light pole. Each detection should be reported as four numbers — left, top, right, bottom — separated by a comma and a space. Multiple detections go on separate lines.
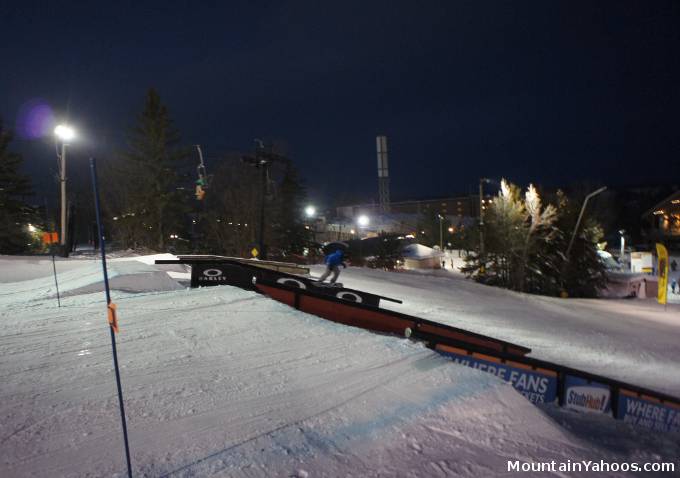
357, 214, 369, 229
241, 140, 289, 260
305, 205, 317, 244
54, 125, 75, 256
565, 186, 607, 259
619, 229, 626, 270
437, 214, 444, 251
355, 216, 369, 258
479, 178, 492, 267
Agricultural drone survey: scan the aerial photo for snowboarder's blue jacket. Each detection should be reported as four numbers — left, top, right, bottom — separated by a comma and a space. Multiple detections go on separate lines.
325, 250, 344, 267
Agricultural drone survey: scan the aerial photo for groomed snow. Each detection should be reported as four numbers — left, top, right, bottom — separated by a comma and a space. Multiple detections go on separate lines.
316, 265, 680, 398
1, 255, 679, 477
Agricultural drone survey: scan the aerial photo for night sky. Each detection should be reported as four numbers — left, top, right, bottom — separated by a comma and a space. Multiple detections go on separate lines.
3, 1, 679, 208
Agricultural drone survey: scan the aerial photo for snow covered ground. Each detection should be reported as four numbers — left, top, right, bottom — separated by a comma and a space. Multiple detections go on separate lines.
1, 255, 679, 477
317, 265, 680, 398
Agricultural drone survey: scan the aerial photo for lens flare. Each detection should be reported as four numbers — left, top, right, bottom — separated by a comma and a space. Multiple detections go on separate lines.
16, 99, 55, 139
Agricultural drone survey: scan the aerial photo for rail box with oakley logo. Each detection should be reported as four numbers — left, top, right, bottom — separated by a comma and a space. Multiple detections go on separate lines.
183, 259, 394, 307
190, 262, 255, 289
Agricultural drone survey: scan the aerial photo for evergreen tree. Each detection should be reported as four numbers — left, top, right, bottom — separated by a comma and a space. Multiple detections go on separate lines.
116, 89, 189, 250
553, 191, 607, 297
271, 162, 309, 256
463, 180, 605, 297
0, 121, 34, 253
517, 184, 561, 293
416, 209, 450, 249
367, 233, 404, 270
201, 157, 260, 256
466, 180, 528, 288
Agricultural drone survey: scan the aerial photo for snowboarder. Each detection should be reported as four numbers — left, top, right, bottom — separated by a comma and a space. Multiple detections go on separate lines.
318, 249, 346, 285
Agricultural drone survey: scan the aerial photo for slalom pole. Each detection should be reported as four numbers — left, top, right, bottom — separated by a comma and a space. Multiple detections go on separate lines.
45, 197, 61, 307
90, 158, 133, 478
51, 247, 61, 307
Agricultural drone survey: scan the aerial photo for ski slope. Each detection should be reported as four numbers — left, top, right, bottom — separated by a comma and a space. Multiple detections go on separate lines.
319, 265, 680, 398
1, 255, 679, 477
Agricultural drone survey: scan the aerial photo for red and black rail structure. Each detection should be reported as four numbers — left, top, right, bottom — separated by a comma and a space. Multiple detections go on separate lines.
157, 256, 680, 434
156, 255, 403, 308
254, 279, 530, 357
256, 278, 680, 434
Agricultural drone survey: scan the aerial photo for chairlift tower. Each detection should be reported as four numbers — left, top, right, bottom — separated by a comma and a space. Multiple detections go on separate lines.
376, 135, 390, 213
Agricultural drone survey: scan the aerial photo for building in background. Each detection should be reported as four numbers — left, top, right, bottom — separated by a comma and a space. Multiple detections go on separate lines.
643, 190, 680, 242
336, 195, 494, 220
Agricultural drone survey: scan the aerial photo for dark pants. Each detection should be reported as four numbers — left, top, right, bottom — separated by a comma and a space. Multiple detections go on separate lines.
318, 265, 340, 283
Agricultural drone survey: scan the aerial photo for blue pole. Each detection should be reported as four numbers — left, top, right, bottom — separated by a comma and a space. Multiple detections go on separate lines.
51, 248, 61, 307
90, 158, 133, 478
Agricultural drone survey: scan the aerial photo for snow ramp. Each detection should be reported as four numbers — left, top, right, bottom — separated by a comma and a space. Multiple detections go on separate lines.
256, 278, 680, 437
2, 281, 677, 477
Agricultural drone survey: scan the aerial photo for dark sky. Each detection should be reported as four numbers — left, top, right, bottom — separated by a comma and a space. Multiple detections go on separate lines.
2, 1, 679, 208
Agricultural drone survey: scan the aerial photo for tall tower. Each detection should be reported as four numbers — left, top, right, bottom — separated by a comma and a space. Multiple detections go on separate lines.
376, 135, 390, 213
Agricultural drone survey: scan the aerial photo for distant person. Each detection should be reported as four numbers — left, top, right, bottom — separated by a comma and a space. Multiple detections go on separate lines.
672, 279, 677, 295
318, 249, 346, 285
671, 259, 677, 272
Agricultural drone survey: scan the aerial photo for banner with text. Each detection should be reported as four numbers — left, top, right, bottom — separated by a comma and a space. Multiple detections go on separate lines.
563, 375, 612, 414
616, 390, 680, 434
435, 345, 558, 404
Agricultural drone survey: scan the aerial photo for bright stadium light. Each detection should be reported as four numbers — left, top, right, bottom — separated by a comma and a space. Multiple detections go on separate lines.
305, 205, 316, 217
54, 124, 75, 142
357, 215, 369, 227
54, 123, 77, 255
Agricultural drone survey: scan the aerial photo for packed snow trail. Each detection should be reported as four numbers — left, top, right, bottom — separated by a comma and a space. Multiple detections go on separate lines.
1, 256, 679, 476
320, 266, 680, 397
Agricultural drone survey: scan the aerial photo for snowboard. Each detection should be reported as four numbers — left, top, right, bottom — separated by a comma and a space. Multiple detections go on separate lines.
313, 282, 344, 288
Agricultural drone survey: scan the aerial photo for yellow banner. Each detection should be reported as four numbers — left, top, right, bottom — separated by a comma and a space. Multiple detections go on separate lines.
656, 243, 668, 305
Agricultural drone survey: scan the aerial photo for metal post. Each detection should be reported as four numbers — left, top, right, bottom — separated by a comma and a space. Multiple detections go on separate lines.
51, 249, 61, 307
479, 179, 485, 258
439, 215, 443, 251
565, 186, 607, 259
258, 161, 267, 260
60, 142, 67, 250
619, 229, 625, 270
90, 158, 133, 478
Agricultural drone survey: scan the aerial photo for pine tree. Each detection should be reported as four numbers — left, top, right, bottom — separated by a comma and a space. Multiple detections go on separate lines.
201, 156, 260, 256
462, 180, 527, 287
116, 89, 189, 250
463, 180, 561, 294
367, 233, 404, 270
553, 190, 607, 297
271, 162, 309, 256
417, 209, 450, 249
0, 121, 34, 253
463, 180, 605, 297
518, 184, 560, 293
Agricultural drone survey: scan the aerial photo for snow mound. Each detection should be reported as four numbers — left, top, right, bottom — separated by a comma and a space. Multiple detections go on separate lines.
0, 257, 184, 309
1, 256, 679, 476
2, 281, 677, 477
402, 243, 443, 259
313, 265, 680, 397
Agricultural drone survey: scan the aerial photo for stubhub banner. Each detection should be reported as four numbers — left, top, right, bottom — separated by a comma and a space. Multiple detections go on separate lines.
616, 390, 680, 434
435, 345, 557, 404
563, 375, 611, 414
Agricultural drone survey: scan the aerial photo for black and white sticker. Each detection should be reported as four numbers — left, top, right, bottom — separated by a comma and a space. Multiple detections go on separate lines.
336, 291, 362, 303
276, 278, 307, 289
